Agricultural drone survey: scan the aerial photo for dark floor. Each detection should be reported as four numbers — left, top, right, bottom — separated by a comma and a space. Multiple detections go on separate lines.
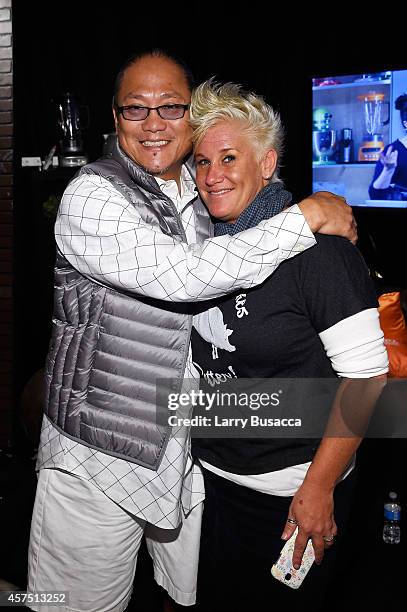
0, 438, 406, 611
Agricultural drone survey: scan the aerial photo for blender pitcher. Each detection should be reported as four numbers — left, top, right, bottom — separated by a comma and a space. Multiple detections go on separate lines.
55, 92, 89, 167
357, 92, 389, 161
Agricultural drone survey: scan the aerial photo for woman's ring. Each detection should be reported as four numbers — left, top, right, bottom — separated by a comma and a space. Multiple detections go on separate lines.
287, 517, 298, 525
323, 535, 334, 542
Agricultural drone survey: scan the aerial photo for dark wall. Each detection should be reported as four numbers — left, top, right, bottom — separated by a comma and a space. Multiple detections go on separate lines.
12, 5, 407, 398
12, 6, 407, 198
0, 0, 13, 447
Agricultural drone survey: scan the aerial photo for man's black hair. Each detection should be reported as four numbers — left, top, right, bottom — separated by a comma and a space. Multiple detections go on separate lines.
113, 48, 195, 106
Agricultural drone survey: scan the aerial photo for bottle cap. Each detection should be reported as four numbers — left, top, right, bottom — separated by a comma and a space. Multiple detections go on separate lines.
389, 491, 397, 500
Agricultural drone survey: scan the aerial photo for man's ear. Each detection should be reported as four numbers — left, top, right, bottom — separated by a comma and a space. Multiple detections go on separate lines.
112, 106, 119, 132
261, 149, 278, 180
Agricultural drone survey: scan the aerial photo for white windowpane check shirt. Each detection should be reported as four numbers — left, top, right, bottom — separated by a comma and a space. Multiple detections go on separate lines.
37, 166, 316, 528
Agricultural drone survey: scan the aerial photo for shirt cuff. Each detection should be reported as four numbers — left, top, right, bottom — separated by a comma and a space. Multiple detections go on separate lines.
259, 203, 316, 255
319, 308, 389, 378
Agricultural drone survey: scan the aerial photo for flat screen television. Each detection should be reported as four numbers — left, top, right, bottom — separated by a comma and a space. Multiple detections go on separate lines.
312, 69, 407, 208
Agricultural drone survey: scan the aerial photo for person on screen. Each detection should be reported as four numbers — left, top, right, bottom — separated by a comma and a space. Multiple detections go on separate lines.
369, 93, 407, 201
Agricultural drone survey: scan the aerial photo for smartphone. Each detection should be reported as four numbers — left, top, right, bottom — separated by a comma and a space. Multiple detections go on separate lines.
271, 527, 315, 589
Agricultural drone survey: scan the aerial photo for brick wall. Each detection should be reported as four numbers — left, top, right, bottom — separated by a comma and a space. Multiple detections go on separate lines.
0, 0, 12, 447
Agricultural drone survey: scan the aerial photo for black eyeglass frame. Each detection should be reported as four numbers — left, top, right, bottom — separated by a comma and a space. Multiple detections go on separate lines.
115, 103, 190, 121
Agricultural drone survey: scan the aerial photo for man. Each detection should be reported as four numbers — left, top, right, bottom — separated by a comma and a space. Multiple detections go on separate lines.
27, 49, 356, 612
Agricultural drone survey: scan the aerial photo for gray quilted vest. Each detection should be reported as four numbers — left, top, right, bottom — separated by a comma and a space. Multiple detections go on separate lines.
44, 141, 212, 470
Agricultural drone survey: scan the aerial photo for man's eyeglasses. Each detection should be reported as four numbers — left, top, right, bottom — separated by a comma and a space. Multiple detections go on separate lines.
115, 104, 189, 121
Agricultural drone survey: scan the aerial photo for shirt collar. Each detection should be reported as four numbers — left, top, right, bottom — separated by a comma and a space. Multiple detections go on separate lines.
156, 166, 197, 212
156, 166, 196, 197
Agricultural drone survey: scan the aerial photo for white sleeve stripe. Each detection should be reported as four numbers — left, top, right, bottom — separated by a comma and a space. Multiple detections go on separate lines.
319, 308, 389, 378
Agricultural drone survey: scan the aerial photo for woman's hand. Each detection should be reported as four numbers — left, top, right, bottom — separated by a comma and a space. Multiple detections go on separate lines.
281, 479, 337, 569
380, 145, 398, 170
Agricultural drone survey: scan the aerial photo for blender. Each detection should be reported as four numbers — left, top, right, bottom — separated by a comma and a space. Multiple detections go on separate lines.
55, 92, 89, 167
357, 92, 389, 162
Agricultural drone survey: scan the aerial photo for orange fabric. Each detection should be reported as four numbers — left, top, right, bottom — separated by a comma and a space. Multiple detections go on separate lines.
378, 292, 407, 378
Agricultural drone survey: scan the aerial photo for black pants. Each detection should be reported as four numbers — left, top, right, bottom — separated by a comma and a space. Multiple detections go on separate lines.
196, 467, 357, 611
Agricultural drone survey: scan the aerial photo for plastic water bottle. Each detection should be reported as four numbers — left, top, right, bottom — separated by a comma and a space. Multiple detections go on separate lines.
383, 491, 401, 544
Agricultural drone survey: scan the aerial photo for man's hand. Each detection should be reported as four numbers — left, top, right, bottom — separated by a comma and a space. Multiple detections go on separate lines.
298, 191, 357, 244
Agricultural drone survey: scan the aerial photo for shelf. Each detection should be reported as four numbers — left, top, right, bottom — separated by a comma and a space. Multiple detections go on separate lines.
313, 80, 391, 92
312, 163, 377, 168
358, 200, 407, 209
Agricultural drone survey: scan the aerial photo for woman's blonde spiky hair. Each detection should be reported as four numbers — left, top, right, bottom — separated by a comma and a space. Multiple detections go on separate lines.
190, 78, 284, 182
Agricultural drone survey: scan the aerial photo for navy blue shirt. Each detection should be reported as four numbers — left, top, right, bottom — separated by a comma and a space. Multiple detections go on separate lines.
191, 235, 377, 474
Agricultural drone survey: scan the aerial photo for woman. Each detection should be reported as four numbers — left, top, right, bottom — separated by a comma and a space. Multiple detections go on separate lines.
189, 80, 388, 610
369, 93, 407, 200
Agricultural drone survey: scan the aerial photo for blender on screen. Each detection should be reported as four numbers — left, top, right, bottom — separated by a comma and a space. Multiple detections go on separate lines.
357, 92, 390, 162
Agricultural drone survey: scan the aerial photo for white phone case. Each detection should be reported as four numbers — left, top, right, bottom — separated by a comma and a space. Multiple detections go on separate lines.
271, 527, 315, 589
